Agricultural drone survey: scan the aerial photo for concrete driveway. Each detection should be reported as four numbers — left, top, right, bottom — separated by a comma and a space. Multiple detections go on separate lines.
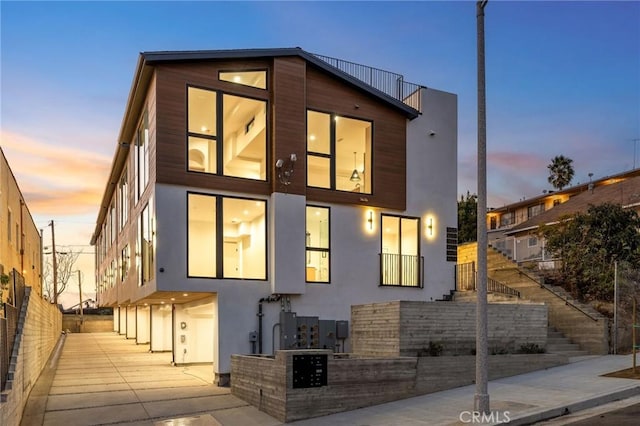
21, 332, 280, 426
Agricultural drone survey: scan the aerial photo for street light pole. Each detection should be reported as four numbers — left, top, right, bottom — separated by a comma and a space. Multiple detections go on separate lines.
49, 220, 58, 305
475, 0, 490, 415
77, 270, 83, 324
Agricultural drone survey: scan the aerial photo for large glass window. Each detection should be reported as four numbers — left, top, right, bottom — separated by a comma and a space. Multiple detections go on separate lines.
306, 206, 330, 283
118, 168, 128, 231
135, 111, 149, 201
381, 215, 421, 287
219, 70, 267, 90
138, 199, 155, 286
188, 193, 266, 279
187, 87, 267, 180
307, 111, 372, 193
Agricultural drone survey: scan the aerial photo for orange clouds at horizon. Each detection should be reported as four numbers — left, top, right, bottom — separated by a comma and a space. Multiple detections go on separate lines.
1, 130, 112, 217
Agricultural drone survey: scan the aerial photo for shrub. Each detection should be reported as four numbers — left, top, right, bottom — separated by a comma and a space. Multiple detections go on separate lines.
518, 343, 545, 354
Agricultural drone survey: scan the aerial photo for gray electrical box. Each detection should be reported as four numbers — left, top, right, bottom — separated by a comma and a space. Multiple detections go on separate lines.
279, 311, 298, 350
336, 320, 349, 339
318, 320, 336, 351
296, 316, 319, 349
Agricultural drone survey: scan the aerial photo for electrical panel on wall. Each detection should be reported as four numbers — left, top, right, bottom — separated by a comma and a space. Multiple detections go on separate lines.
296, 316, 319, 349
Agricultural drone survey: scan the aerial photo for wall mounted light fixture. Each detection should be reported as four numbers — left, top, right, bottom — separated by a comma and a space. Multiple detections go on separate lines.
276, 153, 297, 185
367, 211, 374, 230
427, 217, 434, 236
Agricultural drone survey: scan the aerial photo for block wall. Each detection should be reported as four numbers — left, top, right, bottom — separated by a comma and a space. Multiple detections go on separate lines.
0, 289, 62, 426
351, 301, 548, 356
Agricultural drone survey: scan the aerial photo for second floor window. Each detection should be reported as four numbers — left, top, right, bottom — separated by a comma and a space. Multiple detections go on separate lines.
187, 87, 267, 181
528, 203, 545, 219
307, 110, 372, 194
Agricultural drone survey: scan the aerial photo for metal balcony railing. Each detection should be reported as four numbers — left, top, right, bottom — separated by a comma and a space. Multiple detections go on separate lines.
312, 53, 423, 112
455, 261, 521, 298
380, 253, 423, 287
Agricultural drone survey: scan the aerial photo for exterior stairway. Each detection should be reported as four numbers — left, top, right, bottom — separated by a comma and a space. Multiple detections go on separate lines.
546, 327, 589, 359
456, 242, 610, 355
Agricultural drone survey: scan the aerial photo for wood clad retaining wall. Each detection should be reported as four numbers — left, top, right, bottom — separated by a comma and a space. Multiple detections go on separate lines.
231, 349, 567, 423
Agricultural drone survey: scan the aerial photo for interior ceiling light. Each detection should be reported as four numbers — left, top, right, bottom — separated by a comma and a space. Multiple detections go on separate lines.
350, 152, 361, 182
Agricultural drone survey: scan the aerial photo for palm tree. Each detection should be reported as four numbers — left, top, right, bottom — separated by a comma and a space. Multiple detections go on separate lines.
547, 155, 574, 190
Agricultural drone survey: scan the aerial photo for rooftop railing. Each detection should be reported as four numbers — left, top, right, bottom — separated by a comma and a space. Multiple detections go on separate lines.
312, 53, 423, 112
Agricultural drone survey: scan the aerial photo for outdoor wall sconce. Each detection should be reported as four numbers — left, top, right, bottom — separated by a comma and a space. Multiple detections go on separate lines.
276, 153, 297, 185
367, 210, 374, 230
427, 217, 434, 237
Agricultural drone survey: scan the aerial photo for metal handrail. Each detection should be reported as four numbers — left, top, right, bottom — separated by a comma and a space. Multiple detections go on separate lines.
487, 277, 520, 298
517, 269, 601, 322
311, 53, 423, 112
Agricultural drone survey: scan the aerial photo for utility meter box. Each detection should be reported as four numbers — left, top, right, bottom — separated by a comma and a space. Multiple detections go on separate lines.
318, 320, 336, 351
296, 316, 319, 349
279, 311, 298, 350
336, 320, 349, 340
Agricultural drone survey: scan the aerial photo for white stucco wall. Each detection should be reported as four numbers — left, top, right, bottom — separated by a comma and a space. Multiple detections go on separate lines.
148, 86, 458, 375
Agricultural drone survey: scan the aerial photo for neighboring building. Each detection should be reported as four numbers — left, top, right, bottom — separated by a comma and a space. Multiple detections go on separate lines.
91, 48, 458, 385
0, 147, 42, 304
488, 170, 640, 264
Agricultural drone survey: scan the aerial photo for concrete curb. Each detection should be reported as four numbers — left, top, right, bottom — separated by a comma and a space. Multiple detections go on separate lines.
508, 385, 640, 426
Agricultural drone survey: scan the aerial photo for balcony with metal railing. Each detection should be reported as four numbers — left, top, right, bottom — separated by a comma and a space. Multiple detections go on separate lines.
380, 253, 423, 287
311, 53, 423, 112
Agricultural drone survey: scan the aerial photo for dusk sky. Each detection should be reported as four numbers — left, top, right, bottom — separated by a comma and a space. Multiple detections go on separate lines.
1, 1, 639, 307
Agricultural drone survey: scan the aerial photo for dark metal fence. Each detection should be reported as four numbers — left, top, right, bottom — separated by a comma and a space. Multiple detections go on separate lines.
312, 53, 423, 112
456, 262, 476, 291
1, 269, 26, 391
380, 253, 423, 288
455, 261, 520, 298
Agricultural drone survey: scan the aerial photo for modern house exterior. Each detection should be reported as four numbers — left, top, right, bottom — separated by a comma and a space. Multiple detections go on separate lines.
91, 48, 458, 385
487, 168, 640, 264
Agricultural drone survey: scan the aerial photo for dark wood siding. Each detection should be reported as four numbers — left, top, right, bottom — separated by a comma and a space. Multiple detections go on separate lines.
305, 66, 407, 211
272, 57, 306, 195
155, 61, 271, 196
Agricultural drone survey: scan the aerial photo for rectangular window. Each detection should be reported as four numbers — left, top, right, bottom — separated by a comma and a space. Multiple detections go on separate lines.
109, 200, 116, 243
528, 236, 538, 247
219, 70, 267, 89
119, 168, 128, 231
188, 193, 266, 279
306, 206, 330, 283
528, 203, 544, 219
140, 199, 154, 285
380, 215, 421, 287
307, 111, 372, 194
121, 245, 129, 282
500, 212, 514, 227
135, 111, 149, 201
187, 87, 267, 180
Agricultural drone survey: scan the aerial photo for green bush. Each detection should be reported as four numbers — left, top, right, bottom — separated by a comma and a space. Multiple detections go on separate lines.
518, 343, 545, 354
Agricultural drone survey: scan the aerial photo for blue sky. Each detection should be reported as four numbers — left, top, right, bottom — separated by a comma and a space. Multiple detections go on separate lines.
1, 1, 639, 306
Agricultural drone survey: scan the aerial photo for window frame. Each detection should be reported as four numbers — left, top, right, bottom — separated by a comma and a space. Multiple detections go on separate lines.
305, 205, 331, 284
186, 85, 269, 181
218, 68, 268, 90
306, 109, 373, 194
379, 213, 423, 288
187, 191, 268, 280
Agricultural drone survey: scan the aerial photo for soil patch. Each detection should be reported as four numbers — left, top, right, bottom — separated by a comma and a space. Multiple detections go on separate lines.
603, 367, 640, 380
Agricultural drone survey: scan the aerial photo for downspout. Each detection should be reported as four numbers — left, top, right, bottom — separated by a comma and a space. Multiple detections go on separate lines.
257, 294, 282, 354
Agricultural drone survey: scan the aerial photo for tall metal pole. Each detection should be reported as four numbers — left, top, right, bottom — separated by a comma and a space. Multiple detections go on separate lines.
475, 0, 490, 415
78, 270, 83, 323
49, 220, 58, 305
614, 261, 618, 354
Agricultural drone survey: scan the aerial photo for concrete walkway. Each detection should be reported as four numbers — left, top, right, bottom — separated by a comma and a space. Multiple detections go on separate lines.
20, 333, 640, 425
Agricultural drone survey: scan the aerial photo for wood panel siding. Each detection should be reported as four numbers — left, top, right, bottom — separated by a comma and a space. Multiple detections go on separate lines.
305, 66, 407, 211
154, 62, 271, 196
272, 57, 306, 195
